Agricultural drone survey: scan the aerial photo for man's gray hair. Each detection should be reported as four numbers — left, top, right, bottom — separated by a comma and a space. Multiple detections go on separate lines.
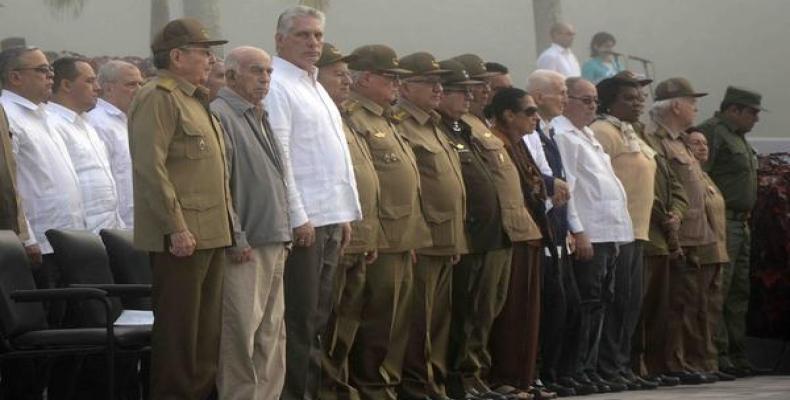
276, 5, 325, 36
224, 46, 268, 75
525, 69, 564, 94
97, 60, 138, 86
0, 46, 40, 86
649, 98, 677, 122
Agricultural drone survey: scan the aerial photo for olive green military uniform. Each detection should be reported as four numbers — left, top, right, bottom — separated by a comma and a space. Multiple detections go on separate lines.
129, 67, 233, 399
345, 92, 432, 400
394, 98, 468, 399
321, 114, 385, 400
698, 106, 759, 372
0, 105, 29, 241
645, 122, 716, 373
636, 126, 688, 375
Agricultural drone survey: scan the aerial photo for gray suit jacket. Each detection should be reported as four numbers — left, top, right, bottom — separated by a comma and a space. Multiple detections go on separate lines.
211, 87, 291, 247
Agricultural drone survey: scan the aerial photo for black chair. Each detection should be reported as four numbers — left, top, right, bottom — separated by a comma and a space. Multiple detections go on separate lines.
45, 229, 152, 400
100, 229, 152, 310
0, 230, 117, 400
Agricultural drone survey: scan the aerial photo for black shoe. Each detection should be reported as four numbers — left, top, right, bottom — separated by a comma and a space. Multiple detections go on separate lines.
721, 365, 749, 378
702, 372, 720, 383
543, 382, 575, 397
623, 373, 658, 390
557, 376, 597, 395
647, 374, 680, 386
468, 388, 506, 400
714, 370, 736, 381
605, 374, 640, 391
667, 371, 706, 385
589, 372, 625, 392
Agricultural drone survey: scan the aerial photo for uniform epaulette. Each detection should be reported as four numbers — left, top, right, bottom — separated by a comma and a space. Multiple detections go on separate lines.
390, 109, 409, 124
156, 77, 178, 92
342, 99, 361, 114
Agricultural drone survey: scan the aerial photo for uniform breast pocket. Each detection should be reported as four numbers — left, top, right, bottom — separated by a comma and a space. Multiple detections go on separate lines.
415, 143, 450, 176
669, 153, 698, 183
478, 138, 513, 173
182, 126, 214, 160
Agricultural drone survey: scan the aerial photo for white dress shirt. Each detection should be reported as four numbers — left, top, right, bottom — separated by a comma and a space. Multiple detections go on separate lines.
552, 116, 633, 243
88, 99, 133, 227
264, 56, 361, 228
47, 102, 124, 234
1, 90, 85, 253
536, 43, 581, 77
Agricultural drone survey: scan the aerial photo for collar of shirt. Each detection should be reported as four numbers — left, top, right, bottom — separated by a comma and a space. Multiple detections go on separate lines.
397, 98, 434, 125
551, 42, 571, 55
712, 111, 742, 134
273, 56, 318, 84
156, 69, 201, 97
552, 115, 599, 146
217, 86, 259, 116
1, 89, 44, 113
95, 98, 125, 118
351, 92, 387, 117
46, 101, 85, 125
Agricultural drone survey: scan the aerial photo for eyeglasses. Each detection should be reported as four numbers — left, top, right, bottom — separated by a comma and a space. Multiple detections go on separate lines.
569, 96, 598, 106
13, 65, 54, 75
519, 107, 538, 116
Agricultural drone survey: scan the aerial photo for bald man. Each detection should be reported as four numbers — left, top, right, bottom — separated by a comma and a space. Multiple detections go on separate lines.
536, 22, 581, 77
210, 46, 291, 400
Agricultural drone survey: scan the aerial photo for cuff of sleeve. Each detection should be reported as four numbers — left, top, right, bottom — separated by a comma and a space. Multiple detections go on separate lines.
290, 208, 309, 229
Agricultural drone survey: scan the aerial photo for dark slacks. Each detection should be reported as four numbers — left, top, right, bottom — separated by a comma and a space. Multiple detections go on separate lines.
489, 243, 542, 390
150, 248, 225, 400
572, 242, 617, 377
540, 246, 581, 381
401, 255, 454, 398
349, 251, 413, 400
283, 224, 342, 400
599, 241, 643, 378
639, 255, 672, 375
447, 248, 512, 396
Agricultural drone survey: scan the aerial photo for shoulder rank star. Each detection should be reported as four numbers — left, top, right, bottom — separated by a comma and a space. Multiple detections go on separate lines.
455, 143, 465, 150
373, 131, 386, 138
498, 153, 504, 163
483, 132, 492, 138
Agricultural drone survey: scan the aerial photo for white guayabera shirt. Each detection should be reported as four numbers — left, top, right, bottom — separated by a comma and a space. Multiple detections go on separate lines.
1, 90, 85, 253
47, 101, 124, 234
88, 98, 134, 227
265, 56, 361, 229
552, 115, 633, 243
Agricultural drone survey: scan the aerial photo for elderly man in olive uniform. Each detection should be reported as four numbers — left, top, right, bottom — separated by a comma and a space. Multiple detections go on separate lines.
128, 18, 232, 399
643, 78, 716, 384
316, 43, 384, 400
697, 86, 764, 377
453, 54, 499, 124
344, 44, 432, 400
436, 59, 544, 400
393, 52, 467, 400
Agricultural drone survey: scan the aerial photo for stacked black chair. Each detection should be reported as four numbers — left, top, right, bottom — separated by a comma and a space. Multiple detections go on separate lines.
100, 229, 152, 310
0, 230, 116, 399
46, 229, 151, 400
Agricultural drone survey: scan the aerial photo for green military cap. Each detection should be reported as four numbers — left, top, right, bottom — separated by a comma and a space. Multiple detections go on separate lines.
452, 54, 499, 79
654, 77, 707, 101
722, 86, 766, 111
316, 42, 357, 68
438, 59, 479, 88
151, 17, 228, 53
398, 52, 451, 76
348, 44, 411, 75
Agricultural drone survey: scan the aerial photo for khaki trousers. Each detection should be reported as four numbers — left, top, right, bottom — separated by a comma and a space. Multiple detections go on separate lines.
320, 252, 368, 400
401, 255, 454, 398
349, 251, 413, 400
218, 244, 288, 400
150, 248, 225, 400
684, 263, 724, 372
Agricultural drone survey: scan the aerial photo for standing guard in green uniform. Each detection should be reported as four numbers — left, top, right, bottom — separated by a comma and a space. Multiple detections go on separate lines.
344, 44, 433, 400
394, 51, 467, 400
696, 86, 764, 377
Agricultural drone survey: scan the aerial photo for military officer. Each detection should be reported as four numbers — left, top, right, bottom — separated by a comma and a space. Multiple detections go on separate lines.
344, 44, 433, 400
452, 54, 499, 124
436, 59, 544, 400
394, 51, 467, 400
317, 42, 384, 400
127, 18, 232, 399
696, 86, 764, 377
